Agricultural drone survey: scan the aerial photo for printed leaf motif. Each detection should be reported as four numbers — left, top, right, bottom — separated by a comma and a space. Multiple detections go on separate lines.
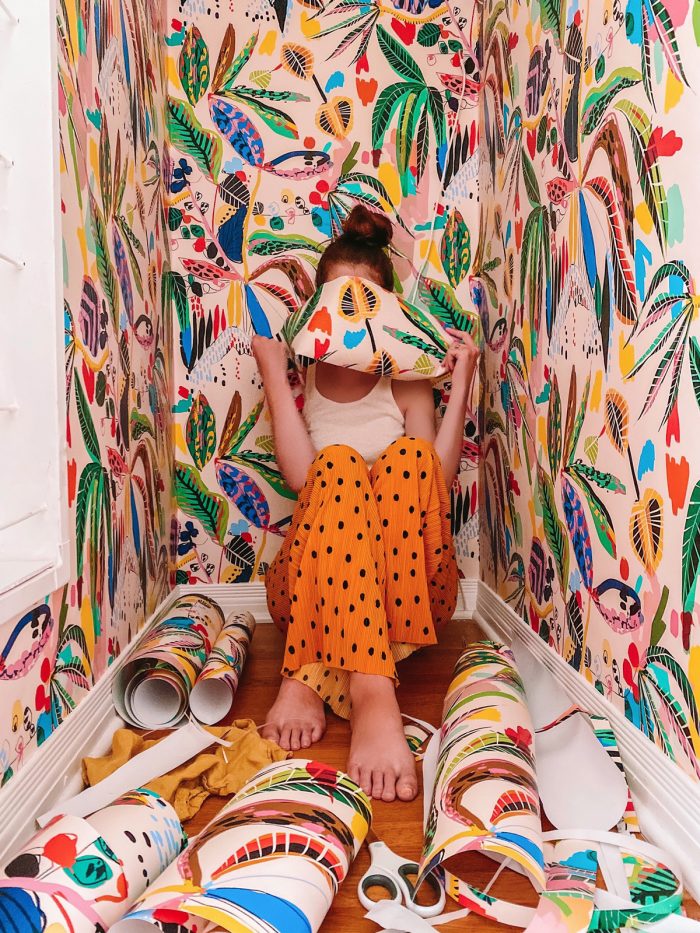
521, 152, 541, 207
547, 373, 562, 476
210, 97, 265, 167
186, 393, 217, 470
417, 277, 477, 336
179, 25, 210, 105
581, 69, 641, 136
225, 534, 256, 582
568, 383, 590, 468
214, 29, 258, 92
75, 463, 101, 577
216, 460, 271, 529
440, 209, 472, 288
689, 337, 700, 411
630, 490, 663, 574
218, 391, 243, 458
376, 24, 424, 82
568, 470, 617, 558
168, 97, 222, 180
229, 400, 264, 454
583, 435, 599, 465
604, 389, 629, 454
175, 461, 229, 543
228, 453, 295, 501
569, 460, 626, 493
89, 193, 119, 326
414, 353, 435, 375
74, 378, 101, 464
538, 465, 569, 589
646, 646, 700, 731
682, 480, 700, 612
280, 42, 314, 80
539, 0, 564, 49
212, 24, 237, 90
561, 475, 594, 590
248, 232, 322, 256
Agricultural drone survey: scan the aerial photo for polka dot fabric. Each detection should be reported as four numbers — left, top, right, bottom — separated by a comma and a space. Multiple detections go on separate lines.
266, 437, 458, 717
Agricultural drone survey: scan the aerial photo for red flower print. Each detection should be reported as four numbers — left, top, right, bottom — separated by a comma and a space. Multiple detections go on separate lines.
505, 726, 532, 750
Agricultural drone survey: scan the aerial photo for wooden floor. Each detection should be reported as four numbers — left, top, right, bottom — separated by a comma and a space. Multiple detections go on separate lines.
186, 620, 700, 931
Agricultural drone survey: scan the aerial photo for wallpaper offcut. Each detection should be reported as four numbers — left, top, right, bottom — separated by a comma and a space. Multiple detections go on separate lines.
0, 0, 173, 785
165, 0, 482, 585
478, 0, 700, 777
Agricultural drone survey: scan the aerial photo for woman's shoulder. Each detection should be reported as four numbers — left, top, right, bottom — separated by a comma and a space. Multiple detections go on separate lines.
391, 378, 434, 411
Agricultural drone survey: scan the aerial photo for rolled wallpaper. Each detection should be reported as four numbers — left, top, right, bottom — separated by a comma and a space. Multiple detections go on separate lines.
113, 594, 225, 728
285, 275, 462, 380
190, 612, 256, 725
0, 789, 184, 932
417, 641, 545, 927
412, 641, 684, 933
112, 759, 372, 933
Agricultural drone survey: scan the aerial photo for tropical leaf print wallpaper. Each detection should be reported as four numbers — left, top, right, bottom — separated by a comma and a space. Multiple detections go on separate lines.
479, 0, 700, 776
0, 0, 172, 785
165, 0, 482, 585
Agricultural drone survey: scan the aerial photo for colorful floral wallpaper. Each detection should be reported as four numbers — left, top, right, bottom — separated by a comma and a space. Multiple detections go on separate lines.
0, 0, 173, 785
478, 0, 700, 777
165, 0, 482, 585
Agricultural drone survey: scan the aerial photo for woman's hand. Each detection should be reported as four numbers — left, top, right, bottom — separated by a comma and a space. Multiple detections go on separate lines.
443, 327, 479, 391
252, 335, 288, 385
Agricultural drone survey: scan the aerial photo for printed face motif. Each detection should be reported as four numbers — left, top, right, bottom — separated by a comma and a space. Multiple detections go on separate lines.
0, 791, 184, 932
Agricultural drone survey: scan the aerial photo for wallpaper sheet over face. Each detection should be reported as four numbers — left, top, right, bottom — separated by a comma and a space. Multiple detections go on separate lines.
165, 0, 482, 585
478, 0, 700, 777
0, 0, 173, 785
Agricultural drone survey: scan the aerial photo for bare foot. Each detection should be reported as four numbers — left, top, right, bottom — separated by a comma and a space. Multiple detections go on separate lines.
261, 677, 327, 751
347, 673, 418, 802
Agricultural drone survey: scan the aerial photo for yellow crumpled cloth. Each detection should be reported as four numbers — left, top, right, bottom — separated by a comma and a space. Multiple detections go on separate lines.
82, 720, 288, 822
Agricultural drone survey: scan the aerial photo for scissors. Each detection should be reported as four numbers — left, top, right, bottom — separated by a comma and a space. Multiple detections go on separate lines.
357, 831, 446, 919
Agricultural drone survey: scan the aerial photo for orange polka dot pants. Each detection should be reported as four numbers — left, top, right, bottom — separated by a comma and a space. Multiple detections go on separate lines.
266, 437, 458, 718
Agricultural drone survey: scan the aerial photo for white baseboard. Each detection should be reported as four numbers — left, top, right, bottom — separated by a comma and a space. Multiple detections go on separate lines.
475, 580, 700, 903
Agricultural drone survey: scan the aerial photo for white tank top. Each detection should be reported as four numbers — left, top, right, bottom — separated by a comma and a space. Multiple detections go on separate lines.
303, 366, 405, 466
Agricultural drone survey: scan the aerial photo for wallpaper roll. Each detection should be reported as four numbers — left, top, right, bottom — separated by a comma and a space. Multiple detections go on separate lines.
417, 641, 546, 928
114, 594, 225, 728
112, 759, 372, 933
0, 789, 184, 932
189, 611, 256, 725
284, 275, 461, 380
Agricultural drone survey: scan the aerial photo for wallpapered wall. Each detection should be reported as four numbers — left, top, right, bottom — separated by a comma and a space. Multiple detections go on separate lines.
165, 0, 482, 585
479, 0, 700, 777
0, 0, 172, 785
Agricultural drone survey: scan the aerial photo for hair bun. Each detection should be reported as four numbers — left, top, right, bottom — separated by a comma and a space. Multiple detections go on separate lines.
342, 205, 393, 248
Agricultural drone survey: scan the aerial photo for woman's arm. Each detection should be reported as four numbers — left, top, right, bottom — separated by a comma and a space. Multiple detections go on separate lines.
252, 337, 316, 493
433, 328, 479, 486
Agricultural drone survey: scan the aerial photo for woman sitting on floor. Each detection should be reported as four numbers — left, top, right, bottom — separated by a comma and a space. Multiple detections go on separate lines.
252, 205, 479, 803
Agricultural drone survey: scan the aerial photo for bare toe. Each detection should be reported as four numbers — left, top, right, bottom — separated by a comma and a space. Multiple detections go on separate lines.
348, 673, 418, 805
396, 774, 418, 802
261, 723, 280, 744
279, 726, 292, 750
371, 770, 385, 801
262, 677, 327, 754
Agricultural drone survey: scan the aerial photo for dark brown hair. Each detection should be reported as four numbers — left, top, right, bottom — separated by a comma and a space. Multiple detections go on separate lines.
316, 205, 395, 291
